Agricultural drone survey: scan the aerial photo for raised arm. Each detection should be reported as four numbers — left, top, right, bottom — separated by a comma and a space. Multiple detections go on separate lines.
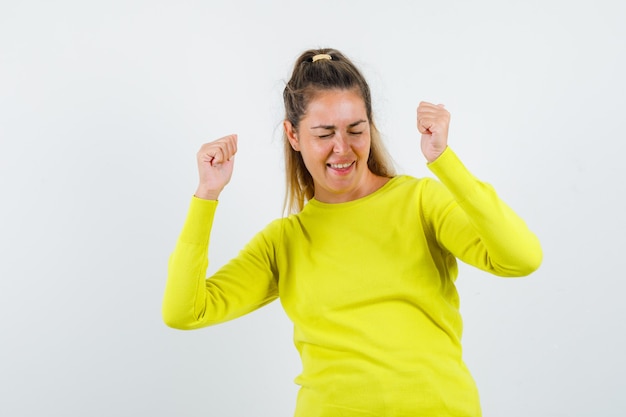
163, 134, 268, 330
417, 103, 542, 277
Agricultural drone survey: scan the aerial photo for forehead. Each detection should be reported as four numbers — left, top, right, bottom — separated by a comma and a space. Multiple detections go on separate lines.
302, 89, 367, 125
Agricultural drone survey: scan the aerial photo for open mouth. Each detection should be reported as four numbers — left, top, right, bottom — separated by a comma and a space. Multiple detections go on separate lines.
327, 161, 355, 170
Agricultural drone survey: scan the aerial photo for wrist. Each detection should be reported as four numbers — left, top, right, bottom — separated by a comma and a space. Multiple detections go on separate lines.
424, 145, 448, 163
194, 187, 221, 201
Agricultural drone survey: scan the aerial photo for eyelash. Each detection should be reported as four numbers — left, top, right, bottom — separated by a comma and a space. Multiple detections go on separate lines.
318, 131, 363, 139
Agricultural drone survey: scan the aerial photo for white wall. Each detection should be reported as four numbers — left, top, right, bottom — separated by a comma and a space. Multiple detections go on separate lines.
1, 1, 624, 416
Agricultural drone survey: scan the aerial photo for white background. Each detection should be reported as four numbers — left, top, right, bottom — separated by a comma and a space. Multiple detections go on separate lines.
1, 1, 624, 416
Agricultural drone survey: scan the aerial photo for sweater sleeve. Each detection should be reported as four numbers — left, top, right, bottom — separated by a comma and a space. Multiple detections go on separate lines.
425, 147, 542, 277
162, 197, 279, 330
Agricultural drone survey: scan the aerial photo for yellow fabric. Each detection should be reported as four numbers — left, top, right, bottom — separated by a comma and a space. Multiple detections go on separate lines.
163, 147, 542, 416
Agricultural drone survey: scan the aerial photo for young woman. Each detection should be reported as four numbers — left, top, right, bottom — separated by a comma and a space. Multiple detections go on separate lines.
162, 48, 542, 417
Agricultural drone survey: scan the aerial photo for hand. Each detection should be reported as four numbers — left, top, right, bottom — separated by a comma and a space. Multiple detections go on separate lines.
417, 102, 450, 163
194, 134, 238, 200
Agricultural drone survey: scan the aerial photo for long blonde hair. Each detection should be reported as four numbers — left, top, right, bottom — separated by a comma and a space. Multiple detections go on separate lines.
282, 48, 395, 214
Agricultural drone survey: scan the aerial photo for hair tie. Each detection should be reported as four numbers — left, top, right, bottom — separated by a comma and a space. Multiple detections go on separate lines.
311, 53, 332, 62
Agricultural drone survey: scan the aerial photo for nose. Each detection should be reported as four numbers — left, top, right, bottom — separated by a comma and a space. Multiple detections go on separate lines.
332, 132, 350, 153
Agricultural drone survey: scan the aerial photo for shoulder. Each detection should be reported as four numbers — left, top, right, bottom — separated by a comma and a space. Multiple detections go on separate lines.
384, 175, 455, 219
256, 214, 302, 241
383, 174, 445, 199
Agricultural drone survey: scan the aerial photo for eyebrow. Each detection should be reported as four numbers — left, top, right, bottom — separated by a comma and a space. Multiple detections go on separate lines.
310, 120, 367, 130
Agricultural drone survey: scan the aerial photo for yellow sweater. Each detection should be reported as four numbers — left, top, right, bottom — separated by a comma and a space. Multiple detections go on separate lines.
163, 147, 542, 416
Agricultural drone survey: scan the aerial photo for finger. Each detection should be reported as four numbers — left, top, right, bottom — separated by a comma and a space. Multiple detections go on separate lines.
417, 101, 439, 112
199, 143, 226, 165
418, 101, 447, 112
417, 108, 450, 127
225, 134, 238, 160
417, 119, 434, 135
216, 134, 238, 161
210, 148, 226, 165
418, 107, 444, 118
199, 135, 237, 165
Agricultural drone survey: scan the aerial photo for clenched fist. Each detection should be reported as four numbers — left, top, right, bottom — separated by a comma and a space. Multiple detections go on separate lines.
417, 102, 450, 163
194, 134, 238, 200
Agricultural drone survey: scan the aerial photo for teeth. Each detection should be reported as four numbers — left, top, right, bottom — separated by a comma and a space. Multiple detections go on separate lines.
329, 162, 352, 169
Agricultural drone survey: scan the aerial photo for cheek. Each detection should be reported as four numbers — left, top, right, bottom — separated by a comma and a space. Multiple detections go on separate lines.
298, 146, 325, 172
303, 141, 333, 160
354, 136, 372, 154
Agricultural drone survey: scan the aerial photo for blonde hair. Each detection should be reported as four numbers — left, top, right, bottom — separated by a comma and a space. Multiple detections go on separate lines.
282, 48, 395, 214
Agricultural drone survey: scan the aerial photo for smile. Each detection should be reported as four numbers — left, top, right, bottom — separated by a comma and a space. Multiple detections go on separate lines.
327, 162, 354, 169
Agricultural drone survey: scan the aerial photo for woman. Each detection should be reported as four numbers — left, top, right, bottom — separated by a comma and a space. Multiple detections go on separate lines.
162, 48, 542, 416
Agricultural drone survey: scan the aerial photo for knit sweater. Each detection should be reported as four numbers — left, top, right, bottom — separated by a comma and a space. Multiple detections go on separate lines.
162, 147, 542, 416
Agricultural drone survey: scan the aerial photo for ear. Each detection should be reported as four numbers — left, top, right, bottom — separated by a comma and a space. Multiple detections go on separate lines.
284, 120, 300, 151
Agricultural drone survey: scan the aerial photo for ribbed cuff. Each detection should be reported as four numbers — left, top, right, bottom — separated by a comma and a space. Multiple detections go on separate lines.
178, 196, 219, 245
427, 147, 480, 203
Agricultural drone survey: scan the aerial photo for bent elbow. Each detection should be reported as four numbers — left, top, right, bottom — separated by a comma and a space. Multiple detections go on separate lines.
162, 307, 196, 330
508, 243, 543, 277
516, 254, 542, 276
520, 237, 543, 276
508, 230, 544, 277
162, 313, 185, 330
526, 247, 543, 275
